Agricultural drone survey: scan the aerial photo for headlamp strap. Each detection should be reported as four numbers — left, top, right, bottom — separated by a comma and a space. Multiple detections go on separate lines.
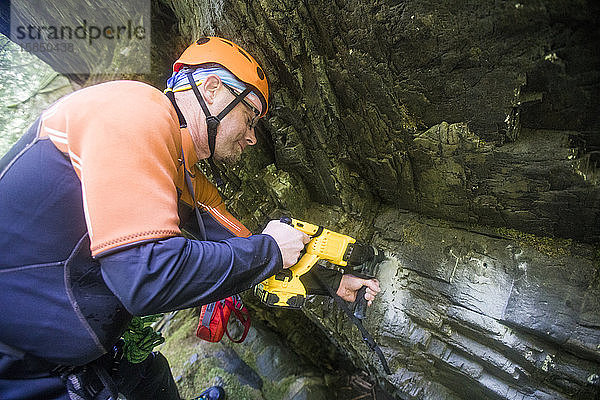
216, 87, 253, 121
185, 71, 253, 158
186, 71, 213, 121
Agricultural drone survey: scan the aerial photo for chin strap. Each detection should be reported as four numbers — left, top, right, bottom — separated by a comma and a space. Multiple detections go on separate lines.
185, 71, 252, 188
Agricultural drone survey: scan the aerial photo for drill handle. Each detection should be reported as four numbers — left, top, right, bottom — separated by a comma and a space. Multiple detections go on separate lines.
289, 253, 320, 277
280, 217, 321, 236
353, 286, 368, 320
280, 217, 321, 278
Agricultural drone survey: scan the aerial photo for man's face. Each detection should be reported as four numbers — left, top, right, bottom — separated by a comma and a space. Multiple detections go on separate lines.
212, 85, 259, 165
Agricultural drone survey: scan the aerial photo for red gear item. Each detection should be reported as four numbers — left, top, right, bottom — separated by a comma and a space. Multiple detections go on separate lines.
196, 295, 251, 343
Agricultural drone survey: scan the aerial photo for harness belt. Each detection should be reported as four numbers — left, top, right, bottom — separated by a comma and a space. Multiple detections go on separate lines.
0, 339, 122, 399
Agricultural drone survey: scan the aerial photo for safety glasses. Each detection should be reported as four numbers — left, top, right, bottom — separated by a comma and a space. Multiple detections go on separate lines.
223, 84, 260, 129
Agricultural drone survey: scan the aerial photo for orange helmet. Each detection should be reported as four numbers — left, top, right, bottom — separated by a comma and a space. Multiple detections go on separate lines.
174, 37, 269, 117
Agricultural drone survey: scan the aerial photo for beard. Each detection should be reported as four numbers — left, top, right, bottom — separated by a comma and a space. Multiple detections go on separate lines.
219, 152, 242, 165
214, 142, 243, 165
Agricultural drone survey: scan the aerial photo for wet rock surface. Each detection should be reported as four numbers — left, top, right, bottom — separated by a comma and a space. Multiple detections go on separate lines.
157, 308, 375, 400
157, 204, 599, 399
303, 208, 600, 399
0, 37, 73, 155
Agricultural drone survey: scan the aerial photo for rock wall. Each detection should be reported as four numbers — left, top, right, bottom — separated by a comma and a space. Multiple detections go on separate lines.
158, 0, 600, 399
165, 0, 600, 242
302, 208, 599, 399
0, 36, 73, 155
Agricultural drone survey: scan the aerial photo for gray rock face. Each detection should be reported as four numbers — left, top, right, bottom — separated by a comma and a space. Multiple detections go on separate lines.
214, 346, 263, 390
304, 209, 599, 399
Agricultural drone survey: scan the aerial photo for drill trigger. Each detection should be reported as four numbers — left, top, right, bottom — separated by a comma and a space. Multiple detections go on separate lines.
274, 269, 292, 282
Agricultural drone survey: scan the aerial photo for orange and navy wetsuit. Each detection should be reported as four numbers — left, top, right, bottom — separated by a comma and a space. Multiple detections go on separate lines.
0, 81, 282, 398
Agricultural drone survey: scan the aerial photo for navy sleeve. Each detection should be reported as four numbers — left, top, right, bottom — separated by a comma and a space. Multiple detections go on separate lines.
99, 234, 282, 315
180, 205, 237, 242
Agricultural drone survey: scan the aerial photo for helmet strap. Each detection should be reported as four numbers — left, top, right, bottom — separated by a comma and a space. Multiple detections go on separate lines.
165, 90, 187, 128
185, 71, 252, 159
184, 71, 252, 188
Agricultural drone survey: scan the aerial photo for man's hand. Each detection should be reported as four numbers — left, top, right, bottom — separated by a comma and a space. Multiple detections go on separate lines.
262, 220, 310, 268
336, 274, 381, 306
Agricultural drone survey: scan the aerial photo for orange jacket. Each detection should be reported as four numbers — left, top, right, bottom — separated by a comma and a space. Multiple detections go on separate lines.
40, 80, 250, 257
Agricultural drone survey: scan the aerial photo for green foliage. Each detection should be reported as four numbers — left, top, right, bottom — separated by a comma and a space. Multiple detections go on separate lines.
495, 227, 573, 257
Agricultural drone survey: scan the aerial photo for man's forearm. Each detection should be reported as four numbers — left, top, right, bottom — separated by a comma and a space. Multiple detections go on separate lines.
99, 235, 282, 315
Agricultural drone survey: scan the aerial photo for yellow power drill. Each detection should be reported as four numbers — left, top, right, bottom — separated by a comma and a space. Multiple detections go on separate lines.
254, 217, 392, 374
254, 217, 380, 309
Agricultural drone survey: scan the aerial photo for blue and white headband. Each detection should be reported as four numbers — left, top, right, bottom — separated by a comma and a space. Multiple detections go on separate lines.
165, 66, 262, 115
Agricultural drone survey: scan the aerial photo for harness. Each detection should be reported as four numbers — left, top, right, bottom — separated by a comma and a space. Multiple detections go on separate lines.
0, 338, 124, 400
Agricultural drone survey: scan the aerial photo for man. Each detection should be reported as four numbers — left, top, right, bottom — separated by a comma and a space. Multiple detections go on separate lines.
0, 37, 380, 399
